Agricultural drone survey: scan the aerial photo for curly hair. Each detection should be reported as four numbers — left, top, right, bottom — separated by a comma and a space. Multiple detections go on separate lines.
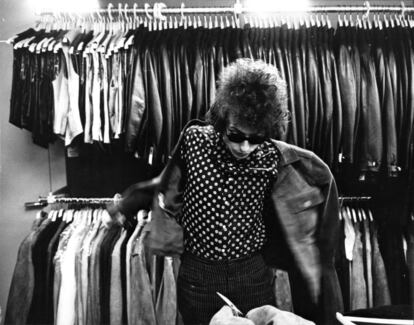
206, 59, 289, 139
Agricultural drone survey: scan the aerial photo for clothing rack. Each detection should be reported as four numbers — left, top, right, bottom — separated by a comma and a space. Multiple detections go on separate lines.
340, 196, 372, 202
25, 194, 370, 209
37, 1, 414, 17
2, 2, 411, 43
24, 195, 119, 209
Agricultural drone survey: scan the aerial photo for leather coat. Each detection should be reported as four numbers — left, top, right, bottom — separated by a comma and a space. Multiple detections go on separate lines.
115, 120, 343, 324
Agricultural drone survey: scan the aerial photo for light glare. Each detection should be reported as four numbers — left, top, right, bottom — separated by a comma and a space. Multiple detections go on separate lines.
31, 0, 99, 13
245, 0, 310, 13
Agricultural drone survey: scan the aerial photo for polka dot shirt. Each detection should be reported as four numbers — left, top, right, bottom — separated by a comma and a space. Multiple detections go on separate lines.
179, 125, 280, 261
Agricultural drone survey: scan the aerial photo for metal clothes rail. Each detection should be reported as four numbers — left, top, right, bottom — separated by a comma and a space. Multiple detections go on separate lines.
37, 1, 414, 17
25, 194, 371, 209
25, 195, 119, 209
339, 196, 372, 203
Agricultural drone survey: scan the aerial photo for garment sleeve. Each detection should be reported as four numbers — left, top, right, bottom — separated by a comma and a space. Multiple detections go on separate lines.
178, 126, 192, 165
109, 126, 192, 219
109, 176, 161, 218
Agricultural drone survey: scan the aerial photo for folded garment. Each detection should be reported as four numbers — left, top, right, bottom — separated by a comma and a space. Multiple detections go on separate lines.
246, 305, 315, 325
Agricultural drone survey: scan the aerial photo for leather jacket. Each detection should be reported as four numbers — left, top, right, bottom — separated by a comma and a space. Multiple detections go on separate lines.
114, 120, 343, 324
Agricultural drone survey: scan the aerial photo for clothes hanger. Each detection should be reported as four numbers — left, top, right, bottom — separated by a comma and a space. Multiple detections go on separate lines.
229, 15, 235, 28
168, 15, 173, 29
315, 13, 321, 27
257, 15, 263, 29
98, 4, 114, 53
304, 14, 309, 28
377, 13, 383, 29
348, 206, 357, 223
356, 13, 362, 28
52, 209, 60, 222
208, 15, 213, 28
358, 207, 364, 222
325, 12, 332, 28
67, 209, 75, 223
92, 208, 98, 224
73, 210, 81, 226
361, 207, 367, 221
154, 3, 163, 31
144, 3, 152, 31
400, 1, 407, 27
112, 4, 129, 54
309, 14, 315, 27
179, 3, 186, 28
390, 13, 395, 27
320, 12, 326, 27
132, 3, 138, 29
231, 15, 237, 28
266, 16, 272, 29
337, 13, 344, 27
220, 15, 225, 29
383, 13, 389, 28
343, 13, 348, 27
339, 206, 345, 221
367, 209, 374, 222
47, 209, 55, 220
197, 15, 202, 28
342, 205, 349, 221
93, 9, 107, 47
394, 13, 400, 27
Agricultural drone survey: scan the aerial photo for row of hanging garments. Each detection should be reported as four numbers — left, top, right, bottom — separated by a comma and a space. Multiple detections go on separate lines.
8, 11, 414, 174
5, 207, 180, 325
335, 202, 413, 312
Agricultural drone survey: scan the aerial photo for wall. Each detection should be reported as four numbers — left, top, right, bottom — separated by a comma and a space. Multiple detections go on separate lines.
0, 0, 412, 323
0, 0, 67, 322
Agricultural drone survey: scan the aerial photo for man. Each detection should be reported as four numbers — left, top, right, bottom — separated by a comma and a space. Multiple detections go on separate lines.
109, 59, 343, 325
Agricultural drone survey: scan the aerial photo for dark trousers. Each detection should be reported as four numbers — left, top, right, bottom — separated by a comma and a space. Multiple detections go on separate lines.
177, 252, 275, 325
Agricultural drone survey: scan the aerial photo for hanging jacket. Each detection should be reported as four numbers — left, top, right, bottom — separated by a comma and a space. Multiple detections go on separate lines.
113, 120, 343, 325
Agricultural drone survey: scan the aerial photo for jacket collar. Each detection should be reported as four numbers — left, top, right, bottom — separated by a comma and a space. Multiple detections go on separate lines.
272, 140, 300, 166
174, 120, 299, 167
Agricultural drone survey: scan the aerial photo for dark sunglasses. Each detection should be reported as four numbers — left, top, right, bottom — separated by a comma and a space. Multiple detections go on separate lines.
226, 131, 267, 145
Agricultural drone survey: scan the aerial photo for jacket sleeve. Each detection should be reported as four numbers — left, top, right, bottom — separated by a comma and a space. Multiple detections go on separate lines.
140, 139, 187, 256
107, 175, 161, 218
293, 150, 344, 325
316, 164, 344, 325
110, 124, 189, 218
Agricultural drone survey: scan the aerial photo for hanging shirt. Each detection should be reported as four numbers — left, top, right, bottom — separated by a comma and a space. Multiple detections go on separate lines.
180, 125, 279, 261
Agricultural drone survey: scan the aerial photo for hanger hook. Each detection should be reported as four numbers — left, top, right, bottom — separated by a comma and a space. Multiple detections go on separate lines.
96, 8, 102, 22
363, 1, 370, 20
401, 1, 406, 18
153, 3, 158, 20
124, 3, 129, 22
107, 3, 114, 21
181, 3, 186, 22
157, 2, 167, 21
133, 3, 138, 21
234, 0, 242, 17
117, 3, 123, 21
144, 3, 152, 20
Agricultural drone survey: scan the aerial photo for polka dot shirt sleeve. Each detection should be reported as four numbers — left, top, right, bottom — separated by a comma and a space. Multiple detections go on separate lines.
179, 126, 198, 166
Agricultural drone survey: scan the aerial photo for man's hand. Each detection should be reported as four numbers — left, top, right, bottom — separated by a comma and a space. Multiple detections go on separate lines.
209, 306, 254, 325
246, 305, 315, 325
105, 193, 125, 227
